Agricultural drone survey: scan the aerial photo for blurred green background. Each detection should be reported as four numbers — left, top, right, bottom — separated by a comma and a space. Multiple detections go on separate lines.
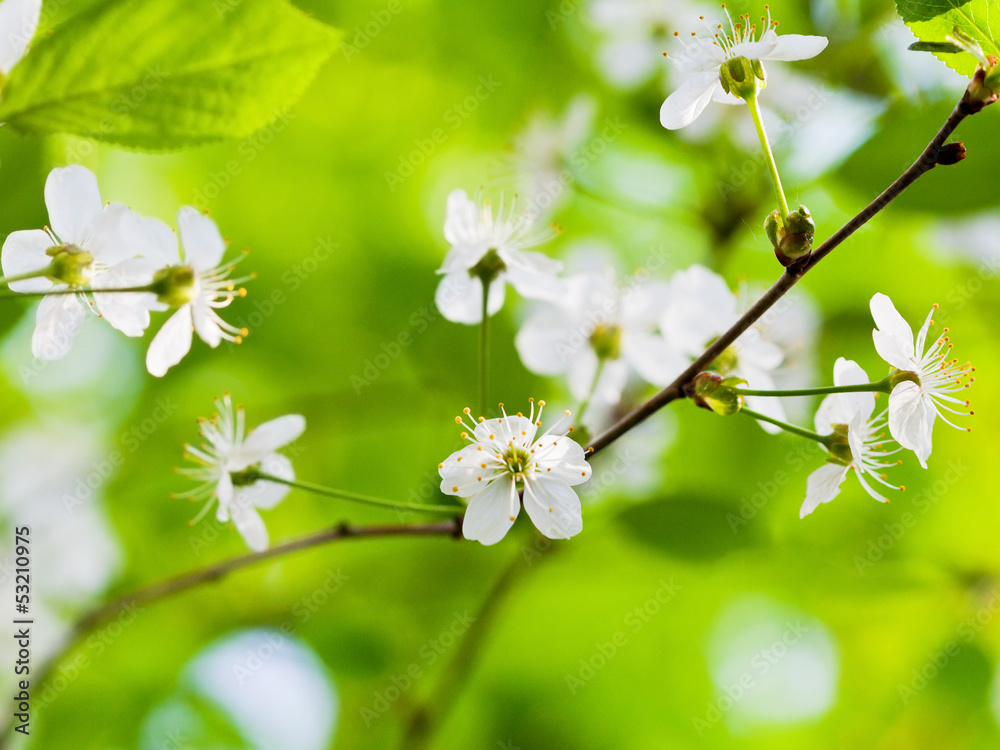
1, 0, 999, 748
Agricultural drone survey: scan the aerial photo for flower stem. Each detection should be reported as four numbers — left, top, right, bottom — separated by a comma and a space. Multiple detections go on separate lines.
254, 472, 461, 514
478, 277, 490, 416
0, 284, 155, 300
746, 94, 790, 219
0, 266, 53, 287
734, 377, 893, 397
740, 407, 832, 446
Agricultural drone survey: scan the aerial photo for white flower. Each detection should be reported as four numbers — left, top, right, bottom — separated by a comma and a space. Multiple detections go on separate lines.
0, 165, 170, 359
435, 190, 563, 324
515, 260, 684, 412
0, 0, 41, 77
178, 395, 305, 552
145, 207, 249, 377
661, 264, 787, 432
870, 293, 974, 468
660, 7, 828, 129
800, 358, 902, 518
439, 400, 591, 545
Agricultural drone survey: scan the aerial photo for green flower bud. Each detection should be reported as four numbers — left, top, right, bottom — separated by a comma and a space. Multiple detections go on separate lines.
589, 323, 622, 361
45, 245, 94, 287
719, 56, 763, 102
766, 204, 815, 267
151, 265, 198, 307
690, 372, 745, 416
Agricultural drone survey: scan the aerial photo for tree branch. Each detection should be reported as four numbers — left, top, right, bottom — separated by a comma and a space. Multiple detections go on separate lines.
586, 99, 970, 457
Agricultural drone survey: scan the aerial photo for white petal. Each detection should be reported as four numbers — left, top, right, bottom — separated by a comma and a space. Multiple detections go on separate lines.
462, 477, 518, 546
178, 206, 226, 271
216, 470, 234, 510
146, 307, 193, 377
870, 293, 915, 370
832, 356, 875, 421
192, 294, 222, 347
504, 248, 563, 277
122, 211, 179, 266
32, 294, 85, 360
622, 331, 687, 387
523, 476, 583, 540
663, 264, 736, 355
659, 72, 721, 130
505, 264, 565, 302
0, 0, 41, 74
887, 381, 932, 467
240, 415, 306, 458
2, 229, 55, 293
229, 500, 269, 552
434, 272, 505, 324
442, 189, 479, 247
86, 203, 136, 266
800, 463, 848, 518
814, 392, 848, 435
535, 437, 591, 486
44, 166, 103, 246
440, 463, 496, 499
763, 31, 829, 62
92, 263, 157, 337
515, 311, 574, 375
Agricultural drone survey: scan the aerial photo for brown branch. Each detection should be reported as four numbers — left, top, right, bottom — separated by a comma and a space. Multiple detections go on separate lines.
3, 517, 463, 746
586, 99, 970, 458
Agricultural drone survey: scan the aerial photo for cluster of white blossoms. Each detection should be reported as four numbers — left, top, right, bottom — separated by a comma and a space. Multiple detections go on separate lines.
177, 395, 305, 551
0, 166, 249, 376
515, 254, 798, 426
800, 294, 974, 517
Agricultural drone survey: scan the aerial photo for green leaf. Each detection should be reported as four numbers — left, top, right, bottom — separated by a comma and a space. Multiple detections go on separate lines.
0, 0, 340, 150
895, 0, 1000, 76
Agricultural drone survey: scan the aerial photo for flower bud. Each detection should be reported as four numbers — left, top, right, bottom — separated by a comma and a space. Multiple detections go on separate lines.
767, 205, 815, 267
964, 56, 999, 112
151, 265, 197, 307
45, 245, 94, 287
689, 372, 744, 416
936, 142, 967, 166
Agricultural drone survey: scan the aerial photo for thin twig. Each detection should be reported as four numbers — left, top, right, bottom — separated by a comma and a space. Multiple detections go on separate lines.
5, 518, 462, 745
586, 101, 969, 457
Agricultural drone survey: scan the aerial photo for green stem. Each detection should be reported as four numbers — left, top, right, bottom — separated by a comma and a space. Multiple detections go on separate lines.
0, 284, 155, 300
254, 472, 460, 514
735, 377, 893, 398
746, 94, 790, 219
0, 265, 53, 286
740, 407, 832, 446
478, 277, 490, 417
